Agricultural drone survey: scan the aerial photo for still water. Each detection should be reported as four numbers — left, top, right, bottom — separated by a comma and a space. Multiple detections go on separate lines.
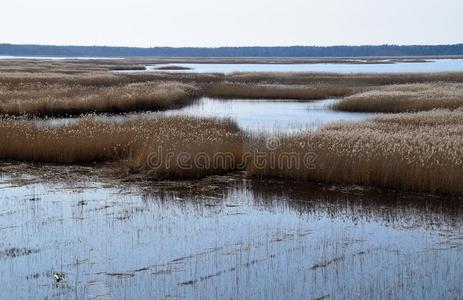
164, 98, 374, 134
147, 59, 463, 74
0, 165, 461, 299
43, 98, 374, 135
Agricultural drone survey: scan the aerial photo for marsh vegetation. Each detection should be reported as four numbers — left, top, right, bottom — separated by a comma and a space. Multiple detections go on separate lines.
334, 82, 463, 112
1, 58, 463, 299
0, 59, 462, 195
0, 81, 198, 116
0, 115, 243, 178
248, 109, 463, 194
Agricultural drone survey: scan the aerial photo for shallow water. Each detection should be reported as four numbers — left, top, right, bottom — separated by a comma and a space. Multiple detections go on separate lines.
146, 59, 463, 74
42, 98, 374, 135
164, 98, 374, 134
0, 165, 462, 299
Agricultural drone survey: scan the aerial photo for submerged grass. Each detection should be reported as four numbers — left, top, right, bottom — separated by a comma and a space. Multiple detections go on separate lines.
247, 109, 463, 195
335, 83, 463, 112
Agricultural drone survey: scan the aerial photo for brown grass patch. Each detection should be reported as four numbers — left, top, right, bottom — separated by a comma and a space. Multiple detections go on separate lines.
334, 83, 463, 112
204, 83, 353, 100
0, 81, 199, 117
0, 115, 243, 179
1, 107, 462, 194
223, 72, 463, 85
0, 59, 146, 74
247, 109, 463, 195
1, 61, 463, 193
0, 72, 127, 86
2, 69, 463, 117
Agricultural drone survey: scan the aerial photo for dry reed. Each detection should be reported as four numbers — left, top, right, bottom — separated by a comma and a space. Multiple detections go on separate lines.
0, 115, 243, 179
1, 61, 463, 193
204, 83, 353, 100
247, 109, 463, 195
335, 83, 463, 112
1, 108, 462, 193
0, 81, 199, 116
2, 69, 463, 117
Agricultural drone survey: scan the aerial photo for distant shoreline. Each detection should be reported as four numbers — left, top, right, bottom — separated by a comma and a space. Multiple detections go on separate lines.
1, 43, 463, 58
2, 55, 463, 65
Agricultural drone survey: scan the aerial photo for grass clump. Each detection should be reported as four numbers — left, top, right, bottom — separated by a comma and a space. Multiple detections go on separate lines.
247, 109, 463, 195
1, 108, 462, 194
0, 82, 199, 117
334, 83, 463, 113
0, 115, 243, 179
204, 83, 353, 100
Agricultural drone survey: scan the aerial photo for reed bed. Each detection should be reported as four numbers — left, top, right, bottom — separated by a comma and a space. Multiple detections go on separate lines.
0, 115, 243, 179
247, 109, 463, 195
0, 81, 199, 116
0, 59, 146, 74
223, 72, 463, 85
0, 72, 128, 86
335, 83, 463, 112
204, 83, 353, 100
123, 72, 463, 101
1, 69, 463, 117
1, 108, 462, 193
1, 61, 463, 193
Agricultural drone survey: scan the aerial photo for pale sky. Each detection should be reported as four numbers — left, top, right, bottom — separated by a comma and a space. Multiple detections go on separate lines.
1, 0, 462, 47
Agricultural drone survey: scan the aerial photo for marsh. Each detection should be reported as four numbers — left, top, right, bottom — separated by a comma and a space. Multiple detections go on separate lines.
0, 58, 463, 299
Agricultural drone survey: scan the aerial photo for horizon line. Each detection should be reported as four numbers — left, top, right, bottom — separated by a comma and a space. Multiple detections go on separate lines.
2, 42, 463, 49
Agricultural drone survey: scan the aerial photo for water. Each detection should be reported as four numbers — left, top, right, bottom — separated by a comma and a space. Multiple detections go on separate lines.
146, 59, 463, 74
41, 98, 374, 135
3, 55, 462, 73
0, 165, 461, 299
164, 98, 374, 134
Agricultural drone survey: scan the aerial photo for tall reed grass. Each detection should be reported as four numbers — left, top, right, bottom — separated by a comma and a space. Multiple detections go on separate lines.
247, 109, 463, 195
1, 61, 463, 193
334, 83, 463, 112
0, 82, 198, 116
2, 70, 463, 117
204, 83, 353, 100
1, 109, 462, 194
0, 60, 145, 74
0, 115, 243, 179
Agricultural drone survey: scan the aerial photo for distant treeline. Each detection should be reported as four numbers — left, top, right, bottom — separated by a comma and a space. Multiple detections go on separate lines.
1, 43, 463, 57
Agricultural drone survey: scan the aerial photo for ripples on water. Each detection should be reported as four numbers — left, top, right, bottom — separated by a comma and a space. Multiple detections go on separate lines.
0, 166, 462, 299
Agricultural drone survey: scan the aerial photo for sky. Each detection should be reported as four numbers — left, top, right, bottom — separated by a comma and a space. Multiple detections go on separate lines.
1, 0, 462, 47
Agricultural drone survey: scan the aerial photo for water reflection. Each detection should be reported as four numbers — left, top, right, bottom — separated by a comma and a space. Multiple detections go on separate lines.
164, 98, 374, 134
0, 165, 462, 299
38, 98, 374, 134
146, 59, 463, 74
